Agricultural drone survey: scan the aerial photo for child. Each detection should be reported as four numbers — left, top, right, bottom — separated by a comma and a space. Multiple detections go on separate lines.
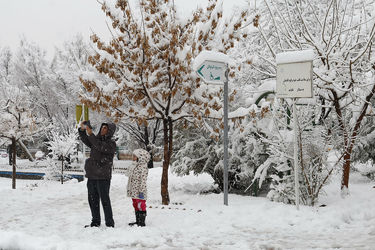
126, 148, 150, 227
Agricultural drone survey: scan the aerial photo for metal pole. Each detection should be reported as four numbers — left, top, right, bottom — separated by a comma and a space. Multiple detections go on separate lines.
82, 104, 86, 171
223, 66, 229, 206
293, 98, 300, 210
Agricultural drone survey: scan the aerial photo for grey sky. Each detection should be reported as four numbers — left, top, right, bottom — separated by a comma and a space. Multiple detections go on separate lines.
0, 0, 246, 57
0, 0, 109, 55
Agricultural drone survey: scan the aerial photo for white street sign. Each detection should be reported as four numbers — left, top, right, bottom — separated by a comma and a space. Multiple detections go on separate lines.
196, 60, 227, 85
276, 61, 313, 98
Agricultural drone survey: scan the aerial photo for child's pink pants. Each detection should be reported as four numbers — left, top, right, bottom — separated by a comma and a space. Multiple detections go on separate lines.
132, 198, 146, 211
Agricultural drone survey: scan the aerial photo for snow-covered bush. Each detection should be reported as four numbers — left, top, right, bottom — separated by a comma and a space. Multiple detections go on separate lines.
172, 107, 270, 195
35, 151, 45, 160
352, 162, 375, 180
45, 128, 78, 182
252, 99, 335, 206
352, 109, 375, 164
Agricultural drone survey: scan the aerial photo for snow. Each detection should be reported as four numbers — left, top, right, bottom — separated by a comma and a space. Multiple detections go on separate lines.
276, 50, 315, 64
1, 160, 375, 249
193, 50, 231, 71
250, 79, 276, 105
228, 107, 252, 119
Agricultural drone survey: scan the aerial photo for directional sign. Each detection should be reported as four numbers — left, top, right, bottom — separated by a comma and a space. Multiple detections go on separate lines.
196, 60, 227, 85
193, 52, 229, 206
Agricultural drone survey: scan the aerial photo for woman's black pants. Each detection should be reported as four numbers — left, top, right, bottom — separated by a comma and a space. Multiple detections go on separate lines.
87, 179, 114, 227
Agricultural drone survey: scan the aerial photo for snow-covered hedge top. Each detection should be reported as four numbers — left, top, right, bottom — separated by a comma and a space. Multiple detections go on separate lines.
246, 79, 276, 106
276, 50, 314, 64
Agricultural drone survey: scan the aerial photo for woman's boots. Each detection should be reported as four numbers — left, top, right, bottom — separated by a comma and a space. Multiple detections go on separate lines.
128, 211, 146, 227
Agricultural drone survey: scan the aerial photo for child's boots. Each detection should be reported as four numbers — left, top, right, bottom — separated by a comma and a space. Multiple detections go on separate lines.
128, 211, 139, 226
128, 211, 146, 227
138, 211, 146, 227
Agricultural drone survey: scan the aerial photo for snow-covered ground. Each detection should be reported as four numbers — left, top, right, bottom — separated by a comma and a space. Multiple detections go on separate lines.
1, 159, 375, 249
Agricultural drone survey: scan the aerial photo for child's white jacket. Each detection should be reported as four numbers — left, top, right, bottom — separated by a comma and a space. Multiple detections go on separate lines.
126, 149, 150, 200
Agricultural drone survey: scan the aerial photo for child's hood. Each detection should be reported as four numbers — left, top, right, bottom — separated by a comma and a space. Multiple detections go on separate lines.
133, 149, 150, 165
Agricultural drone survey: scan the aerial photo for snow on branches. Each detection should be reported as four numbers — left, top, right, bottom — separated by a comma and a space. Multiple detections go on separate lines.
0, 79, 47, 141
80, 0, 249, 205
80, 0, 248, 127
241, 0, 375, 195
47, 128, 78, 160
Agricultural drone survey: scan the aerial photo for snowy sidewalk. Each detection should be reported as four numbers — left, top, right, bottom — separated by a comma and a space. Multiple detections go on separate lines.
0, 167, 375, 249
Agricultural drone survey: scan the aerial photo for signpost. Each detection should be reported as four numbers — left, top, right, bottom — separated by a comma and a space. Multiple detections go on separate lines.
276, 50, 314, 210
194, 51, 229, 205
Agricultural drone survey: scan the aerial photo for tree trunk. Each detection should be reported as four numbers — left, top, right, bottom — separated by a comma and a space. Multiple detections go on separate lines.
338, 82, 375, 193
12, 137, 16, 189
168, 118, 173, 162
18, 140, 35, 162
341, 151, 351, 194
148, 152, 154, 169
61, 157, 64, 184
161, 118, 170, 205
341, 137, 357, 193
144, 125, 154, 169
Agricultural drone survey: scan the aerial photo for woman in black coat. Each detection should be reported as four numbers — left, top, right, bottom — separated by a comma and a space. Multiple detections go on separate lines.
78, 121, 116, 228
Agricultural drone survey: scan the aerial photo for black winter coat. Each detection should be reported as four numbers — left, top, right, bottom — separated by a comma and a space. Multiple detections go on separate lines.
78, 123, 116, 180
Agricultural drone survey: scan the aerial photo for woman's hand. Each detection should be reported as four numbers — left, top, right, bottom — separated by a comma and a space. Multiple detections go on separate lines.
80, 121, 86, 130
86, 126, 93, 135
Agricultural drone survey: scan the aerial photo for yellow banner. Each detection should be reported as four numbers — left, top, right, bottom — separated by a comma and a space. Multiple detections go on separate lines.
75, 105, 89, 124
